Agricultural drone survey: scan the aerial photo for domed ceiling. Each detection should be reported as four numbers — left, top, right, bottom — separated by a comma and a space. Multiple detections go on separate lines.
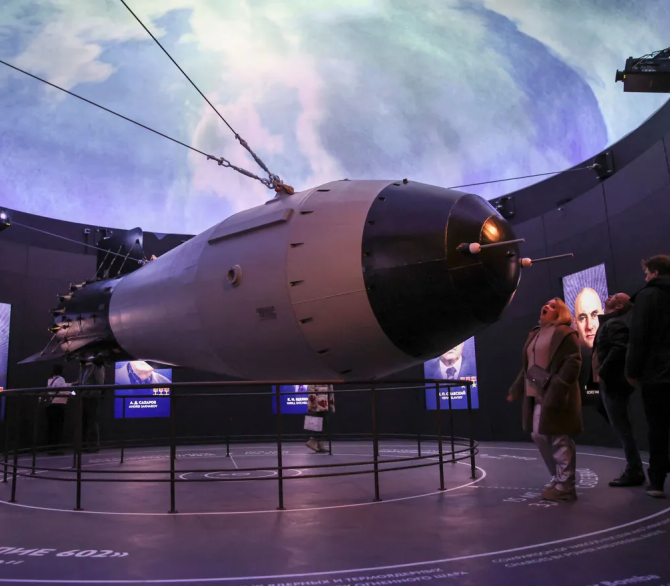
1, 0, 668, 235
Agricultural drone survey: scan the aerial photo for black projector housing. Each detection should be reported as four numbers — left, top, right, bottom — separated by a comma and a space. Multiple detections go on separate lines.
616, 50, 670, 93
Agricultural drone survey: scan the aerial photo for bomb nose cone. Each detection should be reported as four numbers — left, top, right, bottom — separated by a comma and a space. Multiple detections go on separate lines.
361, 181, 520, 360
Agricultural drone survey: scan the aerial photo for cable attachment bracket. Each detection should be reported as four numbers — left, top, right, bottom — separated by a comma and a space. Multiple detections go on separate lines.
234, 134, 295, 195
206, 154, 294, 196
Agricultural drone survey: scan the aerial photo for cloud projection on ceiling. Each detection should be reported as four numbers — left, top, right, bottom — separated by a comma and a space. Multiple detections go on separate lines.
0, 0, 668, 235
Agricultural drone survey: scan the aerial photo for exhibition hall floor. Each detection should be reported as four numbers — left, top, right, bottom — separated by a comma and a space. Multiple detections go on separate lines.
0, 440, 668, 585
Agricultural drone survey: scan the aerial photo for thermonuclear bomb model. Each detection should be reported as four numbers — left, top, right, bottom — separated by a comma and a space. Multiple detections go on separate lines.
21, 179, 524, 381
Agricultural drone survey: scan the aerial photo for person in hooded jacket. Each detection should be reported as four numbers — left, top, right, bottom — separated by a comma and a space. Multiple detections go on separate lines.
625, 255, 670, 498
593, 293, 644, 487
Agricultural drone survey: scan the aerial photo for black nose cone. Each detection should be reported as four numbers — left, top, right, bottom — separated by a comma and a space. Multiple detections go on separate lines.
362, 181, 520, 360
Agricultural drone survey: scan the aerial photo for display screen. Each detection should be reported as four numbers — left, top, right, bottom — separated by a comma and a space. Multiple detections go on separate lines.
562, 264, 609, 349
271, 385, 310, 414
424, 337, 479, 410
114, 361, 172, 419
0, 303, 10, 420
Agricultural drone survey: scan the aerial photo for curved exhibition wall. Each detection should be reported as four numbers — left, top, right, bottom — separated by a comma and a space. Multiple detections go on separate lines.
480, 101, 670, 446
1, 99, 670, 448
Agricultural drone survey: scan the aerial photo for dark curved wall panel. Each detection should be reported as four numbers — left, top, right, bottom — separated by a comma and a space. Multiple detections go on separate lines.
2, 102, 670, 450
489, 104, 670, 449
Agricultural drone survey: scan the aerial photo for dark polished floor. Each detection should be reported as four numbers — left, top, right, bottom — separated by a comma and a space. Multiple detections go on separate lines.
0, 440, 668, 585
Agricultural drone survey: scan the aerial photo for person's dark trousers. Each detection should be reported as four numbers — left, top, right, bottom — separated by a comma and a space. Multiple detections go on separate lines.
600, 382, 643, 475
81, 397, 101, 452
45, 404, 66, 453
641, 383, 670, 488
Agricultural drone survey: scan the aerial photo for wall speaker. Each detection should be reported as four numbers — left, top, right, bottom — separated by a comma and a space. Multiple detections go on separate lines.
490, 195, 515, 219
592, 151, 615, 180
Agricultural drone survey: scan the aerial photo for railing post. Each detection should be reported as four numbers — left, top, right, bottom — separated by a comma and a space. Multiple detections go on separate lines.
226, 410, 231, 458
74, 393, 83, 511
371, 383, 381, 502
71, 392, 78, 470
435, 383, 445, 491
9, 396, 22, 503
120, 395, 126, 464
466, 381, 476, 479
416, 385, 422, 458
169, 393, 178, 513
31, 395, 39, 475
447, 381, 455, 463
2, 400, 9, 483
325, 411, 332, 456
275, 385, 285, 510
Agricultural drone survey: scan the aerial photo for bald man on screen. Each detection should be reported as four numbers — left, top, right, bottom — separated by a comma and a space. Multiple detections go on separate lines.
574, 288, 604, 348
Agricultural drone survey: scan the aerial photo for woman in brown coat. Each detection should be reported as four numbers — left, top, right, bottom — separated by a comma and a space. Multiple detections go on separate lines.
507, 298, 583, 502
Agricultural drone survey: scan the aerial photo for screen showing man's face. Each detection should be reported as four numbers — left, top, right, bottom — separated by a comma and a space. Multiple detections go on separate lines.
129, 361, 155, 382
574, 288, 603, 348
439, 343, 464, 366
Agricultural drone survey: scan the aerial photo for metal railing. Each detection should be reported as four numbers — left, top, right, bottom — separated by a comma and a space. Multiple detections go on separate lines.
0, 379, 478, 513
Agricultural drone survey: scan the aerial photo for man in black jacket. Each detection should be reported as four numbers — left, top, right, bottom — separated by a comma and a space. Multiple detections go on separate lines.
625, 255, 670, 498
79, 358, 105, 453
593, 292, 644, 487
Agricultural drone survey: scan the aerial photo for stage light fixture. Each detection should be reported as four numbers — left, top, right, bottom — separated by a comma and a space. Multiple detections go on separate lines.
616, 48, 670, 93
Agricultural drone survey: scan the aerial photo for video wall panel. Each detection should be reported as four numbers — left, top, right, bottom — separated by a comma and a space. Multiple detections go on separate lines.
114, 361, 172, 419
424, 336, 479, 410
272, 385, 309, 414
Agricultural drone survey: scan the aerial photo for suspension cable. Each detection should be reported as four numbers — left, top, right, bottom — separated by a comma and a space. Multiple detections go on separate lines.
0, 59, 287, 193
117, 0, 293, 195
9, 161, 597, 263
445, 166, 595, 191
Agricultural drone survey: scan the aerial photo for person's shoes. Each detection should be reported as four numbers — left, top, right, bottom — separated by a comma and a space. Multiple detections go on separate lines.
609, 470, 646, 487
541, 485, 577, 502
645, 484, 666, 498
305, 438, 319, 453
317, 441, 329, 453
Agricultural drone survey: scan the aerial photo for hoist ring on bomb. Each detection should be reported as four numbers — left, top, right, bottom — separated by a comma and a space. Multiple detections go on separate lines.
226, 265, 242, 286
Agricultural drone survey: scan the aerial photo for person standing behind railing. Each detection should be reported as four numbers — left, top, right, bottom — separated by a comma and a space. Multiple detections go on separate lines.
305, 384, 335, 453
78, 358, 105, 453
44, 364, 75, 456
